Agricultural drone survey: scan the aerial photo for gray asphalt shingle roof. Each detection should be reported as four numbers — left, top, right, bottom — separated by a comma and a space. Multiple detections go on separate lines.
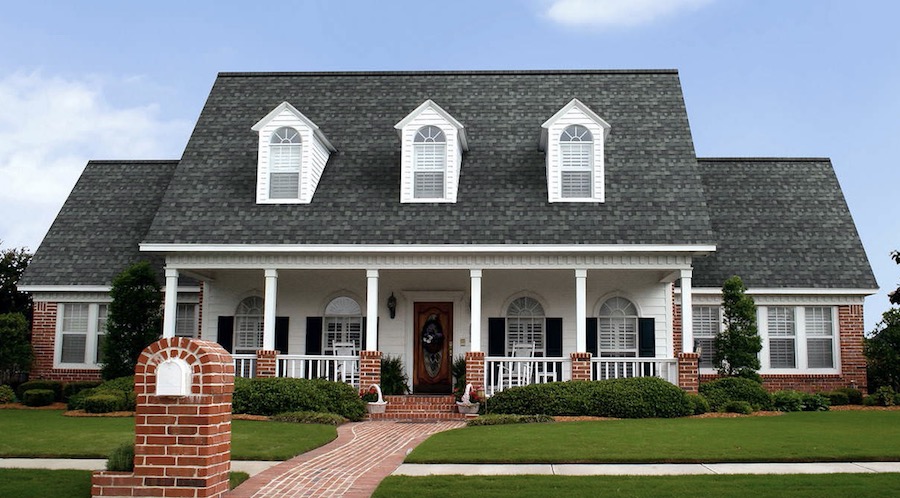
693, 158, 877, 289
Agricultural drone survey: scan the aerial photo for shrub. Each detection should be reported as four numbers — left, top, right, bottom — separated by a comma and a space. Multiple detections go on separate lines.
699, 377, 772, 411
872, 386, 896, 407
466, 414, 554, 426
22, 388, 55, 407
863, 394, 878, 406
836, 387, 864, 405
106, 444, 135, 471
233, 377, 366, 421
723, 400, 753, 415
452, 356, 467, 395
17, 380, 63, 401
67, 376, 135, 411
802, 393, 830, 412
822, 390, 850, 406
0, 384, 15, 403
772, 390, 804, 412
272, 411, 348, 425
487, 378, 693, 419
687, 393, 710, 415
62, 380, 103, 401
0, 312, 32, 385
84, 393, 125, 413
380, 355, 410, 395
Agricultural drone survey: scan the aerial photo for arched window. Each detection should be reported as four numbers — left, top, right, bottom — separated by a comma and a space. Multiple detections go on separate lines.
413, 125, 446, 199
506, 297, 545, 354
269, 126, 301, 199
560, 124, 593, 198
324, 297, 363, 354
234, 296, 264, 353
598, 297, 638, 357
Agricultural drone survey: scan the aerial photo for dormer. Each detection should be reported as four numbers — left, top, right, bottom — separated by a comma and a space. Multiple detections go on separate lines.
540, 99, 611, 203
251, 102, 335, 204
394, 100, 468, 203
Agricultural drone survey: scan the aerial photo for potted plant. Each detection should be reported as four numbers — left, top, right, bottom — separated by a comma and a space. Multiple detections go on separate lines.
454, 384, 481, 415
360, 386, 387, 414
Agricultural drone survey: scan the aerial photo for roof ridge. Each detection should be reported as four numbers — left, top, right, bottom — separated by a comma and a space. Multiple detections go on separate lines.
217, 69, 679, 78
697, 157, 831, 163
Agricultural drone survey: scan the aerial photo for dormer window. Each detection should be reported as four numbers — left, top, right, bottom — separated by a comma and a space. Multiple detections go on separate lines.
252, 102, 335, 204
540, 99, 610, 203
395, 100, 468, 203
413, 125, 447, 199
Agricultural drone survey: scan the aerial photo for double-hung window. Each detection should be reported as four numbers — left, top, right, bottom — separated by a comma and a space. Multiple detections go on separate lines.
767, 306, 797, 368
269, 126, 301, 199
805, 307, 835, 369
175, 303, 199, 338
57, 303, 108, 368
560, 125, 593, 198
413, 125, 446, 199
693, 306, 720, 369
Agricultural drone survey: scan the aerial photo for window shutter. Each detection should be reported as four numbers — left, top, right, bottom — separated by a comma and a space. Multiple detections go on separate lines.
488, 318, 506, 356
306, 317, 323, 355
217, 316, 234, 353
586, 317, 598, 356
546, 318, 563, 358
638, 318, 655, 358
275, 317, 289, 354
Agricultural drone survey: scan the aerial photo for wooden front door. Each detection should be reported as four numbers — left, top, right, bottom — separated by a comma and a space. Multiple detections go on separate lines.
413, 302, 453, 394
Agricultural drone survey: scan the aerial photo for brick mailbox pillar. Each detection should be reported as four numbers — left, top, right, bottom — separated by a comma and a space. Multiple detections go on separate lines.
677, 352, 700, 394
91, 337, 234, 498
570, 352, 592, 381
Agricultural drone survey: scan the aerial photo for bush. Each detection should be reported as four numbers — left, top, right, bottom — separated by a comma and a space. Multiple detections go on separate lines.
466, 414, 554, 426
272, 411, 348, 425
822, 390, 850, 406
22, 388, 55, 407
687, 393, 710, 415
836, 387, 864, 405
62, 380, 103, 401
723, 400, 753, 415
487, 378, 693, 419
699, 377, 772, 411
772, 390, 804, 412
17, 380, 63, 401
871, 386, 896, 407
0, 384, 15, 403
802, 393, 830, 411
106, 443, 135, 471
67, 376, 135, 411
380, 355, 410, 395
233, 377, 366, 421
84, 393, 125, 413
0, 312, 33, 385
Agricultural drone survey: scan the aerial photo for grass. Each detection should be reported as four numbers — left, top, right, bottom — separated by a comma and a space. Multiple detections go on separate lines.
0, 469, 254, 497
374, 474, 900, 497
0, 409, 337, 460
408, 411, 900, 463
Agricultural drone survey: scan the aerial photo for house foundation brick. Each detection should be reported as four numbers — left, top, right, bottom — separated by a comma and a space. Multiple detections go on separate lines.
91, 337, 233, 498
359, 350, 382, 390
464, 351, 485, 392
254, 350, 277, 378
570, 352, 592, 381
677, 352, 700, 394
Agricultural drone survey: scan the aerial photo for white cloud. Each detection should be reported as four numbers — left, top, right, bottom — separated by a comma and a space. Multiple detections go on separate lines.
0, 72, 191, 250
545, 0, 714, 28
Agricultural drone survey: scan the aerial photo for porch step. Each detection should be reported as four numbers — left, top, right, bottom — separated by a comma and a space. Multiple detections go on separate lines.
367, 395, 474, 421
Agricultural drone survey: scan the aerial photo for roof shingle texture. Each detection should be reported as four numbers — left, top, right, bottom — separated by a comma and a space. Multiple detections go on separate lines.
143, 70, 716, 246
693, 158, 877, 289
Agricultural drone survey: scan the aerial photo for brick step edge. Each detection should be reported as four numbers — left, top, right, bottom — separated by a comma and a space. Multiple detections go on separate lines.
367, 412, 473, 421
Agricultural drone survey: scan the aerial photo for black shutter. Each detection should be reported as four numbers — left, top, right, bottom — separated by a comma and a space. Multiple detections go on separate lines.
306, 317, 323, 355
217, 316, 234, 353
586, 317, 598, 356
488, 318, 506, 356
275, 316, 290, 354
546, 318, 563, 358
638, 318, 656, 358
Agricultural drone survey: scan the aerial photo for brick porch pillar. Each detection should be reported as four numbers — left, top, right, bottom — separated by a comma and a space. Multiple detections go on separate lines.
677, 352, 700, 394
255, 350, 278, 378
570, 352, 592, 381
360, 350, 382, 389
465, 351, 485, 391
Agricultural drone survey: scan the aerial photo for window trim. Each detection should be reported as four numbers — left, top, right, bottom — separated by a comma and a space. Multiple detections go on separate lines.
759, 305, 840, 374
55, 302, 108, 369
692, 305, 721, 371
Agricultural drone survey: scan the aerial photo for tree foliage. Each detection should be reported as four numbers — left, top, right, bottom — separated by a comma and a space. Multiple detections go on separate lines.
0, 243, 32, 319
714, 275, 762, 378
0, 312, 33, 384
101, 261, 162, 380
890, 251, 900, 306
865, 308, 900, 392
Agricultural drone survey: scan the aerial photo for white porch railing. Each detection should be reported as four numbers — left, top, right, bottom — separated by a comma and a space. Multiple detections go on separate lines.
233, 354, 257, 378
276, 354, 360, 388
591, 358, 678, 384
485, 357, 570, 396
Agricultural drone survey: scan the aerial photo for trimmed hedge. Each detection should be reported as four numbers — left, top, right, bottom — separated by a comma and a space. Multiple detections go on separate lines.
687, 393, 710, 415
84, 393, 125, 414
271, 411, 348, 426
723, 400, 753, 415
62, 380, 103, 401
17, 380, 63, 401
487, 378, 693, 418
772, 390, 830, 412
699, 377, 772, 412
0, 385, 15, 403
822, 390, 850, 406
233, 377, 366, 421
22, 389, 55, 407
67, 376, 135, 412
466, 414, 554, 426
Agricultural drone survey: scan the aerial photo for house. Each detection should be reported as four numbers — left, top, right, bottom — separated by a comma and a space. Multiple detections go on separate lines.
19, 70, 877, 395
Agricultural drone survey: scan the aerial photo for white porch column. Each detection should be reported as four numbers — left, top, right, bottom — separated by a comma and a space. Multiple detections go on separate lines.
162, 268, 179, 339
470, 269, 482, 352
366, 269, 379, 351
263, 268, 278, 351
681, 268, 693, 353
575, 269, 587, 352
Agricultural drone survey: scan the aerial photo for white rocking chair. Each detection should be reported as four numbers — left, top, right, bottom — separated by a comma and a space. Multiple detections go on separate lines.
333, 342, 360, 386
498, 342, 536, 389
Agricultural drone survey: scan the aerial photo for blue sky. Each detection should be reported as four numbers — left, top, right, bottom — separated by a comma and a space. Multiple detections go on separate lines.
0, 0, 897, 330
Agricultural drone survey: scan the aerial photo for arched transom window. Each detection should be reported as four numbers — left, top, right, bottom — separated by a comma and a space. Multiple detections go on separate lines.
560, 124, 593, 198
413, 125, 446, 199
324, 297, 362, 354
234, 296, 264, 353
506, 297, 545, 354
269, 126, 301, 199
598, 297, 638, 357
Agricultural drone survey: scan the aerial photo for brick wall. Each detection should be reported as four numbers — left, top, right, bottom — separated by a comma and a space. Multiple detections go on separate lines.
30, 301, 102, 382
359, 350, 382, 389
570, 352, 591, 381
464, 351, 485, 391
254, 350, 277, 378
673, 287, 683, 355
677, 352, 700, 394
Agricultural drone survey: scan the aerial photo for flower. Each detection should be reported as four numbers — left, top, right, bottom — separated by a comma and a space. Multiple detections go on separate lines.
454, 386, 482, 404
360, 386, 379, 403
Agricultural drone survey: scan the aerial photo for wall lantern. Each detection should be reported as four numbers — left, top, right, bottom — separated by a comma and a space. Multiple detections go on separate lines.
387, 293, 397, 319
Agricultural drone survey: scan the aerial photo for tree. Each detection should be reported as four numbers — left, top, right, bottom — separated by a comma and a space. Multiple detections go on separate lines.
0, 312, 33, 384
865, 308, 900, 392
714, 275, 762, 378
890, 251, 900, 306
0, 243, 33, 319
101, 261, 162, 380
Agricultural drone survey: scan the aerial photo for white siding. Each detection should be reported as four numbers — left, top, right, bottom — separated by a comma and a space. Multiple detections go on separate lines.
398, 106, 463, 203
545, 106, 606, 203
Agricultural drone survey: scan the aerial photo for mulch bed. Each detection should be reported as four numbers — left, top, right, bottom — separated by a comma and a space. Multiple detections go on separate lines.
64, 410, 134, 417
233, 414, 271, 421
0, 402, 68, 410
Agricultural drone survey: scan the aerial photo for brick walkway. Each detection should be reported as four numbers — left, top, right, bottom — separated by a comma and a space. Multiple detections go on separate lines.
228, 420, 465, 498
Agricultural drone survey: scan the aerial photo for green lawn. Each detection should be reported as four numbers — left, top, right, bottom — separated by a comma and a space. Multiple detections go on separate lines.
408, 411, 900, 463
0, 410, 336, 460
374, 474, 900, 498
0, 469, 252, 498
